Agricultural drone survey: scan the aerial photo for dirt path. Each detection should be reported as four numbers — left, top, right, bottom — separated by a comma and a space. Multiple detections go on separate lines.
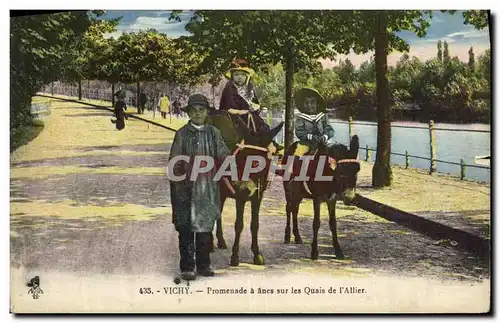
10, 97, 490, 313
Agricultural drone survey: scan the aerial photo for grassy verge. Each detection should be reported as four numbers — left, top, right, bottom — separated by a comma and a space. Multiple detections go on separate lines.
10, 119, 44, 153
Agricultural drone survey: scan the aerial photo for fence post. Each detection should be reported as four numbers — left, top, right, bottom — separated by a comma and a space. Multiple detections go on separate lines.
428, 120, 437, 174
405, 150, 410, 169
365, 145, 371, 162
460, 159, 466, 180
348, 116, 353, 140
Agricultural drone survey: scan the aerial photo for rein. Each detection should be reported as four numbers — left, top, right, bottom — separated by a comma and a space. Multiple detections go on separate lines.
300, 155, 360, 196
232, 139, 270, 156
228, 108, 257, 132
224, 139, 273, 195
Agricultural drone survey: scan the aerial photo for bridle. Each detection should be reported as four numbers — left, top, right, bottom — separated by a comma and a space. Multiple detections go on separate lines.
222, 139, 275, 195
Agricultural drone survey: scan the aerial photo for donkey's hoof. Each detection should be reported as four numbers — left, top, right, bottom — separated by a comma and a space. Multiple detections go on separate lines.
217, 240, 228, 249
284, 236, 291, 244
230, 255, 239, 267
311, 250, 319, 260
254, 253, 265, 266
295, 236, 303, 244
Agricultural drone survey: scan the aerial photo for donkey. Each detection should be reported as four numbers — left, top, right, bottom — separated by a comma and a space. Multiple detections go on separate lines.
207, 111, 284, 266
282, 135, 360, 260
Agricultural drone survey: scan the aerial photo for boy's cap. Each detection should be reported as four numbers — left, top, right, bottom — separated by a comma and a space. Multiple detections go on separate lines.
181, 94, 213, 112
294, 88, 327, 113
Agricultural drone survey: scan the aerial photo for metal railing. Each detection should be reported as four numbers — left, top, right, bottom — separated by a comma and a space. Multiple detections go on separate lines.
341, 115, 490, 180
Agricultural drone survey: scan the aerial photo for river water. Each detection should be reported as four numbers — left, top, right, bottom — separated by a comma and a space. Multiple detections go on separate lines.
271, 119, 491, 183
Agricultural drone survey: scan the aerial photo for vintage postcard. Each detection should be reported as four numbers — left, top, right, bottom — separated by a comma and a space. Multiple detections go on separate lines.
10, 8, 491, 313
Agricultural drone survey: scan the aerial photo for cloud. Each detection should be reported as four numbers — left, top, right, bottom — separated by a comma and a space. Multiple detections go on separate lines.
103, 14, 191, 39
446, 28, 489, 39
415, 27, 490, 44
127, 16, 183, 31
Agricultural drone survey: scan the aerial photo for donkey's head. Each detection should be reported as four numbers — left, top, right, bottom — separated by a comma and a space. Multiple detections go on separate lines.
327, 135, 360, 205
231, 120, 284, 195
236, 118, 284, 148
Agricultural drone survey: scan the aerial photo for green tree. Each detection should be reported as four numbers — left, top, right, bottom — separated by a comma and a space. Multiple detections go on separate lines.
61, 16, 120, 99
10, 11, 99, 130
334, 58, 359, 93
477, 49, 491, 86
437, 40, 443, 62
468, 46, 475, 73
358, 58, 376, 84
443, 40, 450, 64
252, 63, 286, 110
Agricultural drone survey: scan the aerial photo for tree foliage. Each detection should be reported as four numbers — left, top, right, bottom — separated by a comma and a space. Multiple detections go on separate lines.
10, 11, 100, 129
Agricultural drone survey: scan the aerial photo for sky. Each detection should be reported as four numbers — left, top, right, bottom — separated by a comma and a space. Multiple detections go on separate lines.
102, 10, 491, 67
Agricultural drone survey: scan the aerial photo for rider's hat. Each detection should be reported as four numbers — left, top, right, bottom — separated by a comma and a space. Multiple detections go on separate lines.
294, 87, 327, 113
225, 59, 255, 79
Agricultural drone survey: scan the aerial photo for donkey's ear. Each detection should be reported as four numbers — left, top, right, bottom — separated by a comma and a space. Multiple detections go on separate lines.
269, 122, 284, 140
234, 117, 254, 143
261, 122, 284, 146
349, 135, 359, 158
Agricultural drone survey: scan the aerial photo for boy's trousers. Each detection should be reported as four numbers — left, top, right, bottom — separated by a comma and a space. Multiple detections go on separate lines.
178, 227, 213, 272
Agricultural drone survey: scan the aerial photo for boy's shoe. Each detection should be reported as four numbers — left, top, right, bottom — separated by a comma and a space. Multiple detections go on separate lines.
273, 141, 284, 152
181, 271, 196, 281
197, 267, 215, 277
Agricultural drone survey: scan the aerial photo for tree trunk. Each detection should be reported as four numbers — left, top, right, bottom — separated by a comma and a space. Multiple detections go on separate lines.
51, 82, 54, 96
284, 41, 295, 148
136, 79, 140, 110
212, 84, 215, 106
111, 83, 115, 106
78, 78, 82, 100
372, 11, 392, 188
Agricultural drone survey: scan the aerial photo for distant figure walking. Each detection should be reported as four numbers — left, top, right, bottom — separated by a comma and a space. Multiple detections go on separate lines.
111, 90, 128, 130
158, 93, 170, 119
138, 90, 148, 114
172, 99, 181, 117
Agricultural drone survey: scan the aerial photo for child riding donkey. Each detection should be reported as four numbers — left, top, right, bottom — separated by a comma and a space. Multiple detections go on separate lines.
219, 59, 283, 154
290, 87, 335, 156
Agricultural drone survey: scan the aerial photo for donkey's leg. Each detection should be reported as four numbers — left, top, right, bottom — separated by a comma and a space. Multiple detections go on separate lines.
284, 200, 291, 244
311, 198, 321, 260
292, 197, 303, 244
327, 198, 344, 259
230, 197, 246, 267
251, 193, 265, 265
284, 188, 292, 243
216, 196, 228, 249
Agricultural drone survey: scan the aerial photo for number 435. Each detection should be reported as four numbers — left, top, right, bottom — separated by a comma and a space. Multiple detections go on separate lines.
139, 287, 153, 294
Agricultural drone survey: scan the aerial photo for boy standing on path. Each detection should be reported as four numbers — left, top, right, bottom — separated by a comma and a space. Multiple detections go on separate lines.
168, 94, 230, 281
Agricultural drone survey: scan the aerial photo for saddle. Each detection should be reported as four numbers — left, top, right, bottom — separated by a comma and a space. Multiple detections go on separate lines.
206, 110, 245, 151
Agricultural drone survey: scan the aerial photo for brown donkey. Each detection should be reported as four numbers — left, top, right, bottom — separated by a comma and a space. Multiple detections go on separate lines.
207, 111, 283, 266
282, 135, 360, 260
